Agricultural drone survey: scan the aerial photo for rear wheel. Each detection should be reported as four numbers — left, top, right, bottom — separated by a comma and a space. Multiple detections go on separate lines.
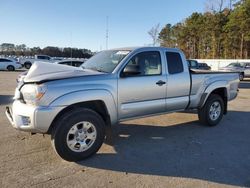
51, 108, 106, 161
24, 62, 32, 69
198, 94, 224, 126
7, 65, 15, 71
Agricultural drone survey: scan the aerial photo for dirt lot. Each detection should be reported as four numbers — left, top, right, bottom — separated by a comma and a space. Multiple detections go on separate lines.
0, 71, 250, 188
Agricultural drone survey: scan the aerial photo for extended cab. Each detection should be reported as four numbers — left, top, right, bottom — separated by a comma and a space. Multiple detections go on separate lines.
6, 47, 240, 161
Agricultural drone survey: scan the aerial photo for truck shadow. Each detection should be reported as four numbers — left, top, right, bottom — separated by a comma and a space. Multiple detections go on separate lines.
79, 111, 250, 187
0, 95, 13, 105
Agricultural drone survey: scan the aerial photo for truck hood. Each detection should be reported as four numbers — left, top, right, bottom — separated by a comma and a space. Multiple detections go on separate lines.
24, 62, 103, 83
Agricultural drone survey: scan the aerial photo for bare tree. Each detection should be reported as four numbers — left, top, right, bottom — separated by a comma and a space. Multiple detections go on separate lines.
148, 23, 160, 46
205, 0, 234, 12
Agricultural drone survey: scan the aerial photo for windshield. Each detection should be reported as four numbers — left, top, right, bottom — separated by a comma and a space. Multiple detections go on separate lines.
82, 50, 130, 73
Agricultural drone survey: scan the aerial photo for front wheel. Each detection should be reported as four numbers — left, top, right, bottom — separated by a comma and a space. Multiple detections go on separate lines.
51, 108, 106, 161
24, 62, 32, 69
198, 94, 224, 126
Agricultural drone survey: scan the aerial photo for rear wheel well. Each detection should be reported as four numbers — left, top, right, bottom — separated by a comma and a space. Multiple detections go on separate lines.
47, 100, 111, 134
210, 88, 228, 114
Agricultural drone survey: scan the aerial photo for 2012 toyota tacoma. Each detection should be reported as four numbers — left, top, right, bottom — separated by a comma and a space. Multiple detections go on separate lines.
6, 47, 240, 161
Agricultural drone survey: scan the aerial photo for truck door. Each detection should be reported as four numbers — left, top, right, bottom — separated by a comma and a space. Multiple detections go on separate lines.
165, 51, 191, 111
118, 51, 167, 120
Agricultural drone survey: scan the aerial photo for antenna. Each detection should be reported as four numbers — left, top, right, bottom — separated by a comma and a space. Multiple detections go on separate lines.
70, 31, 73, 58
106, 16, 109, 50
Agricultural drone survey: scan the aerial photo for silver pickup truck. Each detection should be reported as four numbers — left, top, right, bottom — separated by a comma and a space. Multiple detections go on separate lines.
6, 47, 239, 161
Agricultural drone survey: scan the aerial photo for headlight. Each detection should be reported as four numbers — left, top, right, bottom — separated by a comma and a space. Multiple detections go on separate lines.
21, 84, 47, 105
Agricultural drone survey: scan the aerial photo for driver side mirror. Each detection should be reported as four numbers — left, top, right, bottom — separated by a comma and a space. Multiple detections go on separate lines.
121, 65, 141, 77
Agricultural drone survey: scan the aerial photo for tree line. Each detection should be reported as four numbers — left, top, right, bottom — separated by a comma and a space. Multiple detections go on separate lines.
0, 43, 93, 58
158, 0, 250, 59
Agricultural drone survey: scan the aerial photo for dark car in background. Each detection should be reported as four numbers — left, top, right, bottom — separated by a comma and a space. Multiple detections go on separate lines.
187, 60, 211, 70
198, 63, 211, 70
187, 59, 199, 69
55, 60, 84, 67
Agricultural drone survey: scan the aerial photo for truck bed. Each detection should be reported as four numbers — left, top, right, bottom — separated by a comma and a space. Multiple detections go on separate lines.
189, 69, 239, 109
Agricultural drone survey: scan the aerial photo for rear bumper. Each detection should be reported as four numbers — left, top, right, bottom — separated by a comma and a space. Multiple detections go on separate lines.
5, 100, 64, 133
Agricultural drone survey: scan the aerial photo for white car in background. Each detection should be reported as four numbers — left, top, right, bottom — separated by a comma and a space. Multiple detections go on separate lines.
19, 55, 53, 69
0, 57, 22, 71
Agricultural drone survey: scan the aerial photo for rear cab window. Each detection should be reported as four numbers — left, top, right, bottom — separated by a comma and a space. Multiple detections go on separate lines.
165, 52, 184, 74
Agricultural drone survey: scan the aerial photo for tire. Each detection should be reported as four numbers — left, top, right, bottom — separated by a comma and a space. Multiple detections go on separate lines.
198, 94, 224, 126
51, 108, 106, 161
239, 73, 244, 81
24, 62, 32, 69
7, 65, 15, 71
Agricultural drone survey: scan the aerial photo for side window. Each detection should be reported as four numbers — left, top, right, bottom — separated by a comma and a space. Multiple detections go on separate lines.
60, 61, 71, 66
0, 58, 11, 62
123, 51, 162, 76
188, 60, 197, 68
166, 52, 184, 74
37, 56, 44, 59
72, 61, 82, 67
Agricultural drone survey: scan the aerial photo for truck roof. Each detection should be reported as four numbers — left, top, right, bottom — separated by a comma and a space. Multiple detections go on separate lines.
109, 46, 182, 53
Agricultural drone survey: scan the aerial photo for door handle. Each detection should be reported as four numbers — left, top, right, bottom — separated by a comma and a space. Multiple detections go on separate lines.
156, 80, 166, 86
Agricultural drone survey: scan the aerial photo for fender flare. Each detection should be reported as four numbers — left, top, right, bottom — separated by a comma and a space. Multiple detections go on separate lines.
199, 80, 229, 108
49, 89, 118, 125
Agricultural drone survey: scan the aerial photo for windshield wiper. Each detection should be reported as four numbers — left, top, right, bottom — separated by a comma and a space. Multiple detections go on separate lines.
93, 68, 108, 73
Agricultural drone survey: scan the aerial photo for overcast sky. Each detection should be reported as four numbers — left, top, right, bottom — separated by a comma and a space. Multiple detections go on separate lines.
0, 0, 206, 51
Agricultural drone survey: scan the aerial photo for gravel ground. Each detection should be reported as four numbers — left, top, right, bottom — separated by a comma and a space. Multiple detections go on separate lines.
0, 71, 250, 188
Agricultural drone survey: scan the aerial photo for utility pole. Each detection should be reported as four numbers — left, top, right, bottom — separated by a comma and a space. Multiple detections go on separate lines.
106, 16, 109, 50
70, 31, 73, 58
